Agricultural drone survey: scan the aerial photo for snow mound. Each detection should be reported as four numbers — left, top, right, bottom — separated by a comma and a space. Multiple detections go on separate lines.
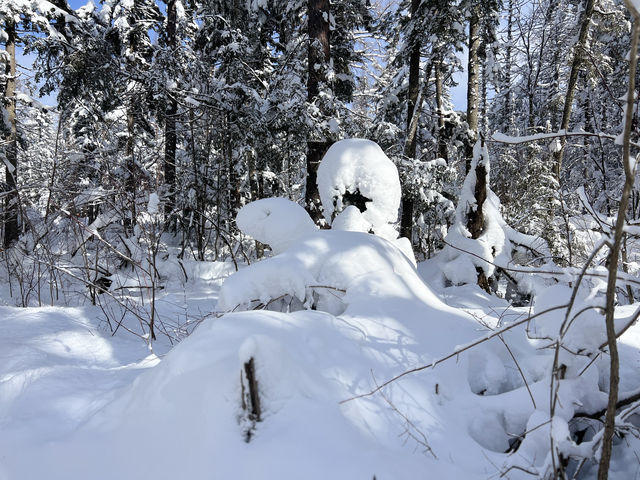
218, 229, 431, 317
317, 139, 401, 240
236, 197, 317, 254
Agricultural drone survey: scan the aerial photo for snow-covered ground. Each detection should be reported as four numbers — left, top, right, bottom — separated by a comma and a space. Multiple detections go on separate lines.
1, 250, 639, 479
2, 139, 639, 479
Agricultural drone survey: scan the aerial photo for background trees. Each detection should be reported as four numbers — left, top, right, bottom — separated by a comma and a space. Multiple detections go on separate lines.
0, 0, 638, 304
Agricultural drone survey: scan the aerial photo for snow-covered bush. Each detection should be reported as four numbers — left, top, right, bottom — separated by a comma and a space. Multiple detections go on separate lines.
235, 198, 317, 255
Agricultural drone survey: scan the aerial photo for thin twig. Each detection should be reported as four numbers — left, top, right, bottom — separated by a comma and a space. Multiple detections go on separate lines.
340, 304, 568, 404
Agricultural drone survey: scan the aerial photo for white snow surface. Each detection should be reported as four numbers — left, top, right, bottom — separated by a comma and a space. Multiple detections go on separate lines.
331, 204, 371, 233
2, 217, 640, 479
317, 138, 401, 240
235, 197, 317, 254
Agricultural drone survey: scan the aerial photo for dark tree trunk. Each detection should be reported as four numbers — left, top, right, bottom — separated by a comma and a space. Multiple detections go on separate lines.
467, 165, 487, 240
164, 0, 178, 227
400, 0, 421, 241
305, 141, 329, 225
125, 110, 136, 233
306, 0, 330, 225
465, 4, 480, 173
3, 20, 18, 247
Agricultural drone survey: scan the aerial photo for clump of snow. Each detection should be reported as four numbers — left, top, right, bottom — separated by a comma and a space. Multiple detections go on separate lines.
530, 284, 606, 355
147, 192, 159, 214
331, 205, 370, 233
236, 197, 317, 254
317, 139, 401, 241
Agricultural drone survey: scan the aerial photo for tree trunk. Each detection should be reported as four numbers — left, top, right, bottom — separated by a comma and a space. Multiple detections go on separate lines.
465, 4, 480, 173
435, 60, 448, 163
552, 0, 596, 183
467, 166, 487, 240
164, 0, 177, 227
504, 0, 514, 131
3, 20, 18, 247
125, 110, 136, 233
306, 0, 330, 226
400, 0, 421, 241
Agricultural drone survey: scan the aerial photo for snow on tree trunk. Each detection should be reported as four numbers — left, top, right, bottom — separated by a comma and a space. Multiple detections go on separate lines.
441, 139, 550, 296
3, 19, 18, 247
306, 0, 331, 226
466, 140, 489, 292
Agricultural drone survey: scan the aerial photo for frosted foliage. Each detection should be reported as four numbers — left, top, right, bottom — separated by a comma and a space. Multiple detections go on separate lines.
317, 139, 401, 240
236, 198, 317, 254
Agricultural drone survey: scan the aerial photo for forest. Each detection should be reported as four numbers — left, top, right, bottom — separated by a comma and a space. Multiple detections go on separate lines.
2, 0, 640, 479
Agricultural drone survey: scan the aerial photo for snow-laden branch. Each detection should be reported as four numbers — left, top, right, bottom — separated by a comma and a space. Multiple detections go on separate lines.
491, 130, 640, 150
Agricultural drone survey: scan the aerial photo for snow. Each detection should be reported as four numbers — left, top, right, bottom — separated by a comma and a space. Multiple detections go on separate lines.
331, 204, 371, 233
235, 197, 317, 254
2, 245, 640, 479
2, 139, 640, 479
147, 192, 159, 214
317, 138, 401, 240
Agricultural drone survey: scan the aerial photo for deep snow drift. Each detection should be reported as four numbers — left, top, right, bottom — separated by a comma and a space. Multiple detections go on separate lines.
1, 139, 640, 480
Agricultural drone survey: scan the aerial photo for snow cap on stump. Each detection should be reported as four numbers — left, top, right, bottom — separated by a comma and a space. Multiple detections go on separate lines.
317, 139, 401, 239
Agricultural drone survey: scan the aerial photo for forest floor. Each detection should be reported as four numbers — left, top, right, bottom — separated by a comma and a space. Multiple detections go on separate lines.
1, 255, 639, 480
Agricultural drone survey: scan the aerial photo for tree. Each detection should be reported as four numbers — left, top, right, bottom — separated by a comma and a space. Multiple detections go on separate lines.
1, 15, 18, 247
552, 0, 596, 182
372, 0, 464, 254
305, 0, 331, 225
463, 0, 499, 172
399, 0, 421, 241
162, 0, 179, 225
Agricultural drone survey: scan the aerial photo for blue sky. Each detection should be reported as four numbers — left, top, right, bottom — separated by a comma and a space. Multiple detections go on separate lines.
69, 0, 88, 9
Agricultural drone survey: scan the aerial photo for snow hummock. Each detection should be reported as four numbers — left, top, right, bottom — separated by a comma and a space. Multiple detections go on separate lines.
236, 197, 317, 254
331, 205, 371, 233
317, 138, 401, 240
